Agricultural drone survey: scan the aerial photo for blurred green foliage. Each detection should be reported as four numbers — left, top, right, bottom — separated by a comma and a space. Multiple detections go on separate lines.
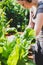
0, 0, 35, 65
0, 0, 29, 32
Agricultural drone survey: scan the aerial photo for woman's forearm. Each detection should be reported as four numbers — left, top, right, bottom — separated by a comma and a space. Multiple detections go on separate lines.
34, 13, 43, 36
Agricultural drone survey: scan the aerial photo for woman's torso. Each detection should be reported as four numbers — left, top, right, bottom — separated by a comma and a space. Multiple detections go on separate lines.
36, 1, 43, 48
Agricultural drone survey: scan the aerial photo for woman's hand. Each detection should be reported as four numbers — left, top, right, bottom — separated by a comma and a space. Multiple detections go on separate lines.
28, 7, 36, 29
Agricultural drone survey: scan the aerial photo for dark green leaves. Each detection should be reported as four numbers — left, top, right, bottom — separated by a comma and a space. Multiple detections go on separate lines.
0, 0, 29, 32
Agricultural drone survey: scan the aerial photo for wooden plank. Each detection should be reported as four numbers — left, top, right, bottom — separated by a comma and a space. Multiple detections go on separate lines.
17, 1, 36, 8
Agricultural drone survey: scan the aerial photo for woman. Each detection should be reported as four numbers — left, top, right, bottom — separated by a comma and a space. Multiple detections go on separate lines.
28, 0, 43, 65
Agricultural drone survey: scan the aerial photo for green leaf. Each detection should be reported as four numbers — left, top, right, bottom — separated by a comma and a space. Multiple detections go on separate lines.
7, 44, 20, 65
0, 46, 3, 53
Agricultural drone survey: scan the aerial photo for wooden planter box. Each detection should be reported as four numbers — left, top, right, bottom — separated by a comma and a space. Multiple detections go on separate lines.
17, 1, 36, 8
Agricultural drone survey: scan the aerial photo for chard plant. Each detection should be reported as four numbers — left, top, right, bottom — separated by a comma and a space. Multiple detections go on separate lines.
7, 28, 35, 65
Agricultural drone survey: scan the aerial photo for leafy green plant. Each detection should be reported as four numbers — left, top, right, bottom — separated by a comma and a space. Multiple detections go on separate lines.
7, 28, 35, 65
0, 7, 17, 65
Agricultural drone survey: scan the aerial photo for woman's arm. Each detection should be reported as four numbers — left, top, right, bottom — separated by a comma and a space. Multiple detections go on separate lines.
34, 13, 43, 36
